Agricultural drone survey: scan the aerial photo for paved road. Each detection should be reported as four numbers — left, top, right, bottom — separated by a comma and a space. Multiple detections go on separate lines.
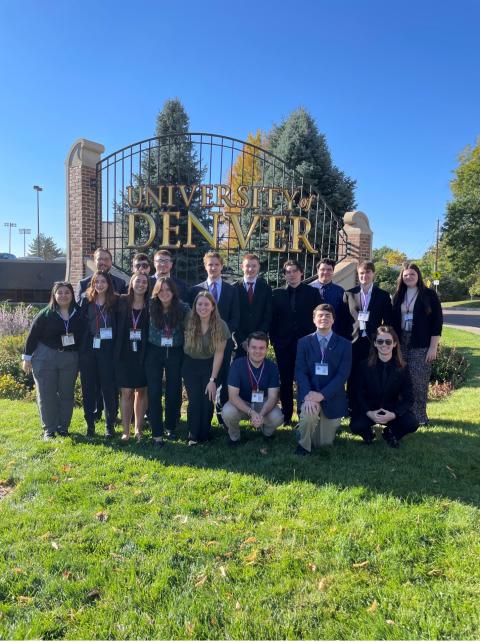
442, 309, 480, 335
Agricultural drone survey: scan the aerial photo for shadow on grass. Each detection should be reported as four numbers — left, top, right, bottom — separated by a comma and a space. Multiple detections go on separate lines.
71, 416, 480, 508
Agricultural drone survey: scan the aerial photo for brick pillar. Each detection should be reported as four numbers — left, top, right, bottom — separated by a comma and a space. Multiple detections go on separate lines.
341, 210, 372, 261
65, 139, 105, 284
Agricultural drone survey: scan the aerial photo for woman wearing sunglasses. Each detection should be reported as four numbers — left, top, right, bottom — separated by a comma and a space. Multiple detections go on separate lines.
349, 325, 418, 447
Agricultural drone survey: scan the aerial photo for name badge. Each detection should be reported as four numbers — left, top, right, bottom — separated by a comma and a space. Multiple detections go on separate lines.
251, 391, 264, 403
130, 330, 141, 341
93, 337, 101, 349
404, 313, 413, 322
358, 311, 370, 322
132, 341, 138, 352
61, 334, 75, 347
100, 327, 113, 340
315, 362, 329, 376
161, 337, 173, 347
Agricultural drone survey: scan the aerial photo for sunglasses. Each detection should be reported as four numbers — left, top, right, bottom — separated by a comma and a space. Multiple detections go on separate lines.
375, 339, 393, 346
134, 262, 149, 268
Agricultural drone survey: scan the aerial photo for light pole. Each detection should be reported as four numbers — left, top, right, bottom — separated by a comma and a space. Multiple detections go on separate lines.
19, 228, 31, 257
4, 222, 17, 253
33, 185, 43, 256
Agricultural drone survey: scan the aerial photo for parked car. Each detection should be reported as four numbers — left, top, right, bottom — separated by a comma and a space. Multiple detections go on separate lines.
0, 253, 16, 260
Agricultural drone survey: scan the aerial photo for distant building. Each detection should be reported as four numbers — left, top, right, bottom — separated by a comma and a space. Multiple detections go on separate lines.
0, 259, 66, 303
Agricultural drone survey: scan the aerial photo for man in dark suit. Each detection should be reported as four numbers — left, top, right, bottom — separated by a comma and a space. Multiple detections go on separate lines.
295, 304, 352, 454
270, 259, 322, 425
149, 249, 189, 301
190, 251, 240, 412
75, 247, 127, 303
232, 253, 272, 359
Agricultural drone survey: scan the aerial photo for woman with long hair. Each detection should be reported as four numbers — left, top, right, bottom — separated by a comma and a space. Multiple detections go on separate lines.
350, 325, 419, 447
115, 272, 150, 441
22, 281, 84, 440
145, 277, 190, 447
183, 290, 230, 445
392, 262, 443, 425
79, 270, 119, 437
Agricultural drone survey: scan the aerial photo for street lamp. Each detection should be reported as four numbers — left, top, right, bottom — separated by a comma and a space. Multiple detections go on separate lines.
33, 185, 43, 256
19, 228, 31, 257
4, 222, 17, 253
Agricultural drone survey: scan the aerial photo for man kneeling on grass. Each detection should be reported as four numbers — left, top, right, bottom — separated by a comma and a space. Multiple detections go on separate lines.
295, 304, 352, 455
222, 331, 284, 446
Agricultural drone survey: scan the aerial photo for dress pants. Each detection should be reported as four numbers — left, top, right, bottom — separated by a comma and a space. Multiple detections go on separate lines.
31, 342, 78, 436
350, 411, 419, 441
145, 344, 183, 438
79, 345, 116, 430
217, 339, 234, 407
347, 336, 372, 412
273, 340, 297, 424
298, 404, 342, 451
182, 354, 215, 442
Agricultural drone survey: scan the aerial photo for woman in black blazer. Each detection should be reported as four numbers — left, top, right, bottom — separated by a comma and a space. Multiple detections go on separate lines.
392, 263, 443, 425
115, 272, 150, 441
350, 325, 419, 447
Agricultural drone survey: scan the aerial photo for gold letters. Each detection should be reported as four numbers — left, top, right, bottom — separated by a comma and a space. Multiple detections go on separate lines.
127, 212, 156, 248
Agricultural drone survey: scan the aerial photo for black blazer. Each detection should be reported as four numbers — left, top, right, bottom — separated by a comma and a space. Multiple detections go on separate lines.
340, 285, 394, 341
149, 274, 190, 302
232, 278, 272, 345
392, 288, 443, 348
79, 296, 119, 352
190, 279, 240, 334
270, 283, 321, 349
352, 358, 414, 418
114, 295, 149, 365
76, 273, 127, 303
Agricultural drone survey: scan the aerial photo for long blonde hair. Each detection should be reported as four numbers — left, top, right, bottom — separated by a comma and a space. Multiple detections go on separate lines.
184, 291, 224, 352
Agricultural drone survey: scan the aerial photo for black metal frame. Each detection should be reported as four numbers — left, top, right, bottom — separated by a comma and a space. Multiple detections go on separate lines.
96, 132, 350, 286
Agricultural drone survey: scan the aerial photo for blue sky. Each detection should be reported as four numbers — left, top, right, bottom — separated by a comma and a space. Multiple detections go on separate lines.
0, 0, 478, 259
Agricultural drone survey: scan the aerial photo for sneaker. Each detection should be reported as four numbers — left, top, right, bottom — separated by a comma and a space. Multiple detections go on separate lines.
43, 432, 55, 441
295, 444, 310, 456
382, 428, 400, 448
188, 439, 198, 447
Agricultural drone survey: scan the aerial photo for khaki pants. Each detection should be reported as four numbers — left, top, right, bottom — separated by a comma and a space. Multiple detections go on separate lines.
298, 403, 341, 451
222, 401, 284, 442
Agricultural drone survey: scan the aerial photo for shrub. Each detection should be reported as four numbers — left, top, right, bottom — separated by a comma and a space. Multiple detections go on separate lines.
430, 344, 469, 387
0, 374, 28, 400
0, 303, 36, 337
428, 381, 454, 401
0, 332, 34, 389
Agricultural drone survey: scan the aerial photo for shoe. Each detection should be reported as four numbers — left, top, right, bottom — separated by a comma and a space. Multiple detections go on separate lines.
283, 417, 293, 427
57, 430, 68, 437
228, 438, 241, 447
419, 419, 430, 427
188, 439, 198, 447
164, 429, 177, 440
86, 424, 95, 437
263, 434, 275, 442
121, 433, 130, 442
152, 438, 164, 448
382, 429, 400, 449
105, 426, 115, 438
134, 431, 143, 442
362, 432, 376, 445
43, 432, 55, 441
295, 444, 310, 456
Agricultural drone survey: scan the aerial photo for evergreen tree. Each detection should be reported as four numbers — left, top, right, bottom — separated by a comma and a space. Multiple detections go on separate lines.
28, 234, 64, 260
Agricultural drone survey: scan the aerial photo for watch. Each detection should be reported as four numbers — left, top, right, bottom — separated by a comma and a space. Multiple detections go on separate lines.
209, 377, 217, 383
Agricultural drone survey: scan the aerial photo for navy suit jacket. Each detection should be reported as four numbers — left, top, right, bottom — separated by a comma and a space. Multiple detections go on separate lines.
76, 272, 127, 303
190, 279, 240, 334
295, 332, 352, 419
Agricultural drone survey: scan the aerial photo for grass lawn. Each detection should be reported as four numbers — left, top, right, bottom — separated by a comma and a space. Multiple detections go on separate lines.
0, 327, 479, 640
442, 299, 480, 309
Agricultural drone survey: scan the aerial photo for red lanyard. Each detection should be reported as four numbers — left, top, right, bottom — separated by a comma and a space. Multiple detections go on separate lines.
131, 307, 143, 330
94, 304, 107, 333
246, 359, 265, 392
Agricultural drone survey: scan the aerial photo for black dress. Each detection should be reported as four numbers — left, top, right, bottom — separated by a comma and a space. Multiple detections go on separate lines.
115, 299, 148, 388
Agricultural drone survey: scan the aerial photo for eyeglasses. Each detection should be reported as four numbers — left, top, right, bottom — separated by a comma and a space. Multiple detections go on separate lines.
134, 262, 149, 269
375, 339, 393, 345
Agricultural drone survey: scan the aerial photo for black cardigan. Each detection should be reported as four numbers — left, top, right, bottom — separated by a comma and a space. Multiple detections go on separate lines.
352, 358, 414, 418
392, 288, 443, 348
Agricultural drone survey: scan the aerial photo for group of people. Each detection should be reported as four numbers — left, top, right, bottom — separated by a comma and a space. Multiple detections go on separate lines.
22, 246, 443, 454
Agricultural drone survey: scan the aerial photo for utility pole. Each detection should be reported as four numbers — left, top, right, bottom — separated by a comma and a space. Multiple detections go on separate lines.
434, 219, 440, 273
19, 228, 31, 257
4, 222, 17, 253
33, 185, 43, 256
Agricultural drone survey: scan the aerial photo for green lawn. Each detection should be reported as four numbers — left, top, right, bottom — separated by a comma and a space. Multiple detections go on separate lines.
0, 327, 479, 640
442, 299, 480, 309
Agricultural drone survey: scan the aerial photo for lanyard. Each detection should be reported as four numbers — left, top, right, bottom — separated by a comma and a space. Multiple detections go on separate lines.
246, 359, 265, 392
405, 290, 418, 313
57, 308, 76, 334
131, 307, 143, 330
94, 303, 107, 333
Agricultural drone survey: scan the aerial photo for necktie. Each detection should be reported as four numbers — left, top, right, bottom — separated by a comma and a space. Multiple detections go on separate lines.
320, 337, 327, 359
211, 281, 218, 302
247, 282, 254, 305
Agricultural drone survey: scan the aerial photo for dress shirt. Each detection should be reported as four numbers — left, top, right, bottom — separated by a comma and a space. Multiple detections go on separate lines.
207, 278, 223, 301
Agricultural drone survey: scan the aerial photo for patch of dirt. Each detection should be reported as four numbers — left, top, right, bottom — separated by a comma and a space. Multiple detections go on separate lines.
0, 482, 14, 500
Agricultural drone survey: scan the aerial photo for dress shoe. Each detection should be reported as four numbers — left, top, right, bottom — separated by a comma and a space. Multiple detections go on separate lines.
295, 444, 310, 456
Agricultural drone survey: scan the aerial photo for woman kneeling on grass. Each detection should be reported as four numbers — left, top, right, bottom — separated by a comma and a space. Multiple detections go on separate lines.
349, 325, 419, 448
145, 277, 190, 448
79, 270, 119, 438
115, 272, 150, 442
183, 291, 230, 446
22, 281, 84, 440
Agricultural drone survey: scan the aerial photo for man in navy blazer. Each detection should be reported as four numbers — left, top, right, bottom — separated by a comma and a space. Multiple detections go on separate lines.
190, 251, 240, 411
295, 304, 352, 454
75, 247, 127, 303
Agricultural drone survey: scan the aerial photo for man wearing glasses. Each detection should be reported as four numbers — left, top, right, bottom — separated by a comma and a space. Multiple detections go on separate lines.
150, 249, 189, 301
76, 247, 127, 302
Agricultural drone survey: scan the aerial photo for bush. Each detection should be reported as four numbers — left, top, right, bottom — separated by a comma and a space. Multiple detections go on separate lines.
0, 374, 28, 400
436, 275, 469, 302
0, 302, 36, 337
0, 332, 34, 390
430, 344, 469, 387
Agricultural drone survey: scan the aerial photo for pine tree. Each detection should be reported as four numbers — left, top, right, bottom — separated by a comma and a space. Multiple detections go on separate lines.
28, 234, 64, 260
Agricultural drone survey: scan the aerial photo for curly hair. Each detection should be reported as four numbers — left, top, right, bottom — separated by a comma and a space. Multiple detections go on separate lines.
184, 291, 224, 353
